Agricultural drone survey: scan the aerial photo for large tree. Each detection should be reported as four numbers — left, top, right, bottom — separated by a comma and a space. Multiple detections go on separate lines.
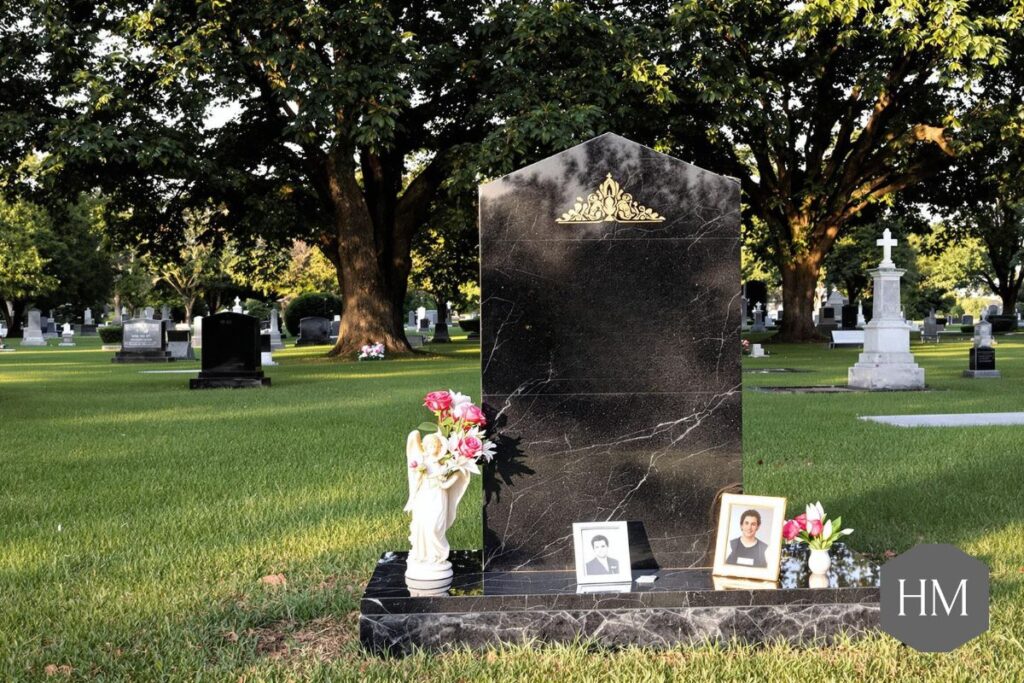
667, 0, 1021, 340
24, 1, 680, 357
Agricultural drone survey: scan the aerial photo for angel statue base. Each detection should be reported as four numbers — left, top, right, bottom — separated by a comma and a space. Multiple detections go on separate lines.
404, 430, 471, 595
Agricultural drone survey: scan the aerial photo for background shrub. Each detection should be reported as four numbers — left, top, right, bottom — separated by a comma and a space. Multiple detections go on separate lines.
284, 293, 343, 336
99, 326, 123, 344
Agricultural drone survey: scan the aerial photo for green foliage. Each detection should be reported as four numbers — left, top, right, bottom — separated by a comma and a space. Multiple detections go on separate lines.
283, 292, 342, 337
242, 299, 272, 322
98, 325, 122, 344
0, 196, 57, 304
411, 187, 479, 316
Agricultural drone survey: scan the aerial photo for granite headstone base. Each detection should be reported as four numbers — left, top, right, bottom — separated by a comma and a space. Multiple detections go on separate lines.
189, 371, 270, 389
360, 547, 880, 655
112, 350, 174, 363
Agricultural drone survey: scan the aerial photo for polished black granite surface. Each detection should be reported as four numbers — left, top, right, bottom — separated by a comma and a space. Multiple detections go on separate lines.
360, 544, 880, 653
479, 134, 742, 571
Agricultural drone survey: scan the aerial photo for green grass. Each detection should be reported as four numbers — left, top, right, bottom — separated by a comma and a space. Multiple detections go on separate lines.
2, 332, 1024, 681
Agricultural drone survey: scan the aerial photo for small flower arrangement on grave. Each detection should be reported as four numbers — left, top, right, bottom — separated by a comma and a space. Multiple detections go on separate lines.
411, 390, 496, 482
741, 339, 750, 355
358, 342, 385, 360
782, 501, 854, 550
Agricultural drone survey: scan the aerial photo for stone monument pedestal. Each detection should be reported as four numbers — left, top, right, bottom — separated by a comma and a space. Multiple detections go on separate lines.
848, 264, 924, 390
360, 545, 881, 654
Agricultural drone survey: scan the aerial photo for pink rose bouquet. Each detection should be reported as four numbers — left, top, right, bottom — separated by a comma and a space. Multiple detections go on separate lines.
358, 342, 385, 360
414, 389, 496, 481
782, 501, 853, 551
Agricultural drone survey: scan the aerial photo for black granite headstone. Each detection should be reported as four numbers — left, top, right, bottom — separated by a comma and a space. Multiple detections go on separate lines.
112, 319, 173, 363
841, 305, 858, 330
743, 281, 767, 317
822, 308, 835, 320
189, 312, 270, 388
295, 316, 331, 346
969, 346, 996, 371
480, 133, 741, 571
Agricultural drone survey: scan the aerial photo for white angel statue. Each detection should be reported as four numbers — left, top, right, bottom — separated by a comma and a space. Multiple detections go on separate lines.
404, 430, 472, 585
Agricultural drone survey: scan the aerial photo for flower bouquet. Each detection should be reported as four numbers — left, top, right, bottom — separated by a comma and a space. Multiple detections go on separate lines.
782, 501, 853, 576
412, 390, 496, 482
358, 342, 385, 360
741, 339, 750, 355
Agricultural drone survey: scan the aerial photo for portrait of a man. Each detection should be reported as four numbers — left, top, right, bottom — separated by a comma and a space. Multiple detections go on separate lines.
573, 522, 631, 586
725, 508, 769, 568
584, 534, 620, 575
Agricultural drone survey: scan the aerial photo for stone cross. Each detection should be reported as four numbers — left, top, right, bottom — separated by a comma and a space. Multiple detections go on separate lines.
232, 297, 243, 313
876, 228, 897, 266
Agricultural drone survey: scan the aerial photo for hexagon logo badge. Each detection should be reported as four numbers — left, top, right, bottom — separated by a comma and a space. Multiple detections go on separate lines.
881, 544, 989, 652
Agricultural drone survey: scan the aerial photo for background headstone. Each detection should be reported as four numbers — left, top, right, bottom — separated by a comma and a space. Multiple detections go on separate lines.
192, 315, 204, 348
112, 319, 173, 362
480, 133, 741, 571
166, 329, 195, 360
21, 309, 46, 346
296, 316, 331, 346
190, 312, 270, 388
268, 308, 284, 350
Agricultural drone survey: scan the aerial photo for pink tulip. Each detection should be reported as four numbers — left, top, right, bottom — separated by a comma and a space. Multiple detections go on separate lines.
782, 519, 801, 541
424, 390, 453, 413
794, 513, 807, 530
807, 519, 823, 537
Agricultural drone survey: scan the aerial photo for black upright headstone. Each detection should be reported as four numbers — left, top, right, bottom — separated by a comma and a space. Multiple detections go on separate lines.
480, 133, 741, 571
112, 319, 173, 363
743, 281, 767, 317
295, 316, 331, 346
189, 312, 270, 388
841, 304, 859, 330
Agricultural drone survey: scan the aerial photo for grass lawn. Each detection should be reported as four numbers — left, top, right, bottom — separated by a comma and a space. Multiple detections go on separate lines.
2, 331, 1023, 681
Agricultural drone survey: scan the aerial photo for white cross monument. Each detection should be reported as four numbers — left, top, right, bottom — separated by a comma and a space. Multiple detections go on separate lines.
848, 227, 924, 389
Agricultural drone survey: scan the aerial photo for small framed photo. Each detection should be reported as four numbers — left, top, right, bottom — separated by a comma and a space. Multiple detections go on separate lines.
712, 493, 786, 582
573, 521, 632, 586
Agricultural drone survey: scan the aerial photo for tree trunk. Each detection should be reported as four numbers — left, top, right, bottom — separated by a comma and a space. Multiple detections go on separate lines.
997, 282, 1019, 317
778, 255, 824, 342
326, 169, 411, 358
6, 300, 25, 337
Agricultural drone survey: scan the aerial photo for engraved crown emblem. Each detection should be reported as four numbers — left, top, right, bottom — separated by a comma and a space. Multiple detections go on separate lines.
556, 173, 665, 224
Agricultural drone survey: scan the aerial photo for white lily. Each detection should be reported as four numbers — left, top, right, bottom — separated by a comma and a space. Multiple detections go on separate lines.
448, 389, 472, 408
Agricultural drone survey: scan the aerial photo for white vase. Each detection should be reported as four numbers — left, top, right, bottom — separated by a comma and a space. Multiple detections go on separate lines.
808, 548, 831, 576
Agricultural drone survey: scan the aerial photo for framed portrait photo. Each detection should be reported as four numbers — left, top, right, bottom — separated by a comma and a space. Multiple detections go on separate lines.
572, 521, 632, 586
712, 493, 787, 582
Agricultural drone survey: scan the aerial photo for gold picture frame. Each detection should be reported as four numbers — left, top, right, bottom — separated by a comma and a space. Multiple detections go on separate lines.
712, 493, 787, 582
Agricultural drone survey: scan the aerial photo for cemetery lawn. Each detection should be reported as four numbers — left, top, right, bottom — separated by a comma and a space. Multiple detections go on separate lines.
2, 334, 1024, 681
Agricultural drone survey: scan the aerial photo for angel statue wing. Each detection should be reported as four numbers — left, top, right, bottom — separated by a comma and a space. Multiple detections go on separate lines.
404, 430, 424, 512
441, 468, 471, 531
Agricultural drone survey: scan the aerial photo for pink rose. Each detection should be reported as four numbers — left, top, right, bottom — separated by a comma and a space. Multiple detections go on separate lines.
782, 519, 801, 541
455, 435, 483, 460
424, 390, 453, 413
453, 403, 487, 426
807, 519, 823, 537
